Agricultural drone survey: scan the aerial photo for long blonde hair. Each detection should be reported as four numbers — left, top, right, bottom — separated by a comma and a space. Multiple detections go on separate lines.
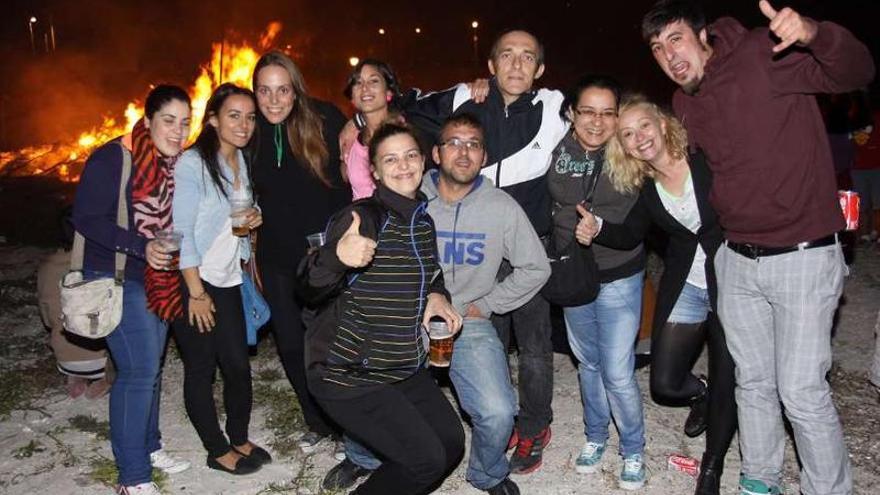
605, 94, 689, 193
253, 51, 331, 186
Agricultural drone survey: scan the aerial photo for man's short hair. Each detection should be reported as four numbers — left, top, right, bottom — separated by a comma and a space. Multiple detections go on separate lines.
441, 113, 485, 138
641, 0, 707, 42
489, 29, 545, 66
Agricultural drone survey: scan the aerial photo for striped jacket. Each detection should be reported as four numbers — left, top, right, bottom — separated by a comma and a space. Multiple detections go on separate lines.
299, 184, 448, 399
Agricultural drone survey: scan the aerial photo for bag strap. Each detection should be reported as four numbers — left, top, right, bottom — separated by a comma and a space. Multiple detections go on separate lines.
69, 142, 132, 284
581, 156, 604, 211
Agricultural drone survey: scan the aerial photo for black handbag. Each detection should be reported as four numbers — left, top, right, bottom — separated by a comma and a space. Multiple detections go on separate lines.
541, 162, 603, 307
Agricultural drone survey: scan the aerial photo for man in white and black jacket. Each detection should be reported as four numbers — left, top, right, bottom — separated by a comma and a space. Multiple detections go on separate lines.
400, 29, 569, 474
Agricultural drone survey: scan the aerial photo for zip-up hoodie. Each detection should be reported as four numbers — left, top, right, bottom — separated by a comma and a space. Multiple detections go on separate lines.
403, 79, 569, 237
421, 170, 550, 318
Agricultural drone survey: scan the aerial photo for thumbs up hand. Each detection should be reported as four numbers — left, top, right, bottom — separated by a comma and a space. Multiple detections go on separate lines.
574, 203, 600, 246
336, 211, 378, 268
759, 0, 818, 53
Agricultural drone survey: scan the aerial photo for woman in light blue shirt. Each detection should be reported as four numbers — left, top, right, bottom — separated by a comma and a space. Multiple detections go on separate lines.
172, 83, 269, 475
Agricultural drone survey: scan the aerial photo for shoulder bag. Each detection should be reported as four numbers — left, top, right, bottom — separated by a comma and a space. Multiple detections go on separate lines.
60, 144, 131, 338
540, 162, 603, 307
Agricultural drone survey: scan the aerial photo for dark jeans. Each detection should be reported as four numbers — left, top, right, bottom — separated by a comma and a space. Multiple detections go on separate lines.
491, 291, 554, 437
317, 369, 465, 495
260, 265, 335, 436
651, 312, 737, 458
174, 282, 251, 458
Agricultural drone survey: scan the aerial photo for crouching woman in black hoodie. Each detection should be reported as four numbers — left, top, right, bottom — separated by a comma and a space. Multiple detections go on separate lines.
297, 123, 464, 495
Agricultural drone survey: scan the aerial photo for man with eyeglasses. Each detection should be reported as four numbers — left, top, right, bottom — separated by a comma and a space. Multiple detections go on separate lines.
423, 113, 550, 495
642, 1, 874, 494
325, 114, 550, 495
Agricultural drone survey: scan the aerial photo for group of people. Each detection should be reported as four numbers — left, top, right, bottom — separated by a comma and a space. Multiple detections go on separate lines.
61, 1, 874, 494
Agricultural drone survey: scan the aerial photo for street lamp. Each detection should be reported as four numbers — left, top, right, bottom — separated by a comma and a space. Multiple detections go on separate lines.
28, 17, 37, 55
414, 27, 421, 34
349, 56, 360, 67
378, 28, 385, 35
471, 20, 479, 65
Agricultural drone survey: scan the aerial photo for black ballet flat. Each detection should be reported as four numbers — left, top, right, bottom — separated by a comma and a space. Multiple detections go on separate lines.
232, 444, 273, 465
206, 454, 261, 475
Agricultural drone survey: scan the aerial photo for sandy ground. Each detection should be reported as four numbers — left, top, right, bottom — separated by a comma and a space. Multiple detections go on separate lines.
1, 242, 878, 495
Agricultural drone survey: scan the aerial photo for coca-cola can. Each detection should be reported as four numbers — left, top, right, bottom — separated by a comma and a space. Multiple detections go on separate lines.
667, 453, 700, 477
838, 190, 860, 231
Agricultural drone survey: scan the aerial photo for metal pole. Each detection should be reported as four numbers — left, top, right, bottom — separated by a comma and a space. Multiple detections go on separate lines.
49, 15, 56, 52
28, 20, 36, 55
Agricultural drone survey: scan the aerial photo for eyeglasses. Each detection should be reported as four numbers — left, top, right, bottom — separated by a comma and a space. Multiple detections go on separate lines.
439, 137, 484, 151
574, 108, 617, 120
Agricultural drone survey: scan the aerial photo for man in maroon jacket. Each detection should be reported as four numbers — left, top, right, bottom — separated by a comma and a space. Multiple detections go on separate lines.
642, 1, 874, 494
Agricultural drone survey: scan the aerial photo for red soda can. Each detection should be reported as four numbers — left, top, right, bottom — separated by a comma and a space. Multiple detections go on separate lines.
667, 453, 700, 477
838, 190, 860, 231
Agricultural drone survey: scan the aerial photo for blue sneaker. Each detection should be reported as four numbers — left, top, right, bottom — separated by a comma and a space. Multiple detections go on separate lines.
739, 476, 782, 495
619, 453, 647, 490
575, 441, 606, 474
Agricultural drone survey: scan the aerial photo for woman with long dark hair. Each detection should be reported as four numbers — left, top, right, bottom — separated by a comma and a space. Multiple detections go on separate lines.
342, 59, 403, 200
250, 51, 350, 451
73, 84, 193, 494
172, 82, 268, 475
581, 95, 737, 495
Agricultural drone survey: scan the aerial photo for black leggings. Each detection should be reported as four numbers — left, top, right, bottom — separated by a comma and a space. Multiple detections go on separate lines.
650, 312, 737, 457
174, 282, 252, 458
317, 369, 465, 495
260, 265, 335, 436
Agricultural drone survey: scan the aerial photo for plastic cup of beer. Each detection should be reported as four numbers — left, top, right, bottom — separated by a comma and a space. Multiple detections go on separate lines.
427, 320, 454, 367
154, 229, 183, 270
306, 232, 326, 249
229, 198, 252, 237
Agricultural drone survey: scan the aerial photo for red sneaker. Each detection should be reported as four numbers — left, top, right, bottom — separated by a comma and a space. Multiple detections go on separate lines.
509, 426, 551, 474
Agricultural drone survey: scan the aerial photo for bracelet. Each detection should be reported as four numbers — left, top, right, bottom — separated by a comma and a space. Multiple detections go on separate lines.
189, 292, 209, 301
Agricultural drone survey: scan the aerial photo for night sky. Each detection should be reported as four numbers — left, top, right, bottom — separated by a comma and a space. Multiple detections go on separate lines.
1, 0, 878, 150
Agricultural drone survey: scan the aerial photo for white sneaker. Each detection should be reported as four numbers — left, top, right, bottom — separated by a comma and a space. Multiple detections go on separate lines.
116, 482, 161, 494
150, 449, 191, 474
333, 440, 347, 461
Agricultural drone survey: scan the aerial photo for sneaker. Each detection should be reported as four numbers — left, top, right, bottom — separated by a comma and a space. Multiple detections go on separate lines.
333, 439, 347, 461
486, 477, 520, 495
506, 429, 519, 451
509, 427, 551, 474
575, 441, 607, 474
619, 453, 647, 490
739, 476, 782, 495
321, 459, 373, 491
149, 449, 191, 474
116, 482, 161, 495
296, 431, 328, 453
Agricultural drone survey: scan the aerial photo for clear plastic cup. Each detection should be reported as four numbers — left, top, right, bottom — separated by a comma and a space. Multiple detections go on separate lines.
154, 229, 183, 270
229, 198, 253, 237
427, 320, 454, 367
306, 232, 326, 248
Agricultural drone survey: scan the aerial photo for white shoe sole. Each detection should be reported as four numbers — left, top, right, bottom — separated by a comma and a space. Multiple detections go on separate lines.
155, 462, 191, 474
575, 463, 601, 474
619, 478, 646, 491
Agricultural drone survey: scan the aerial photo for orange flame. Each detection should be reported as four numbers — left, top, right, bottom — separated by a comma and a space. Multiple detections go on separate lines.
0, 22, 284, 182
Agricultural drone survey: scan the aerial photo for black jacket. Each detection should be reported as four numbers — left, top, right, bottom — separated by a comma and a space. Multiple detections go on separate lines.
594, 153, 722, 334
297, 184, 449, 399
402, 79, 569, 236
252, 98, 350, 272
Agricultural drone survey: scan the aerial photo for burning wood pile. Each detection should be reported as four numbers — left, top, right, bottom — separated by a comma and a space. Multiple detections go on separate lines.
0, 22, 283, 183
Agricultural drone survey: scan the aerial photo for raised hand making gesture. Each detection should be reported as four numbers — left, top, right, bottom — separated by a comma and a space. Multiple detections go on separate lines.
759, 0, 818, 53
335, 211, 378, 268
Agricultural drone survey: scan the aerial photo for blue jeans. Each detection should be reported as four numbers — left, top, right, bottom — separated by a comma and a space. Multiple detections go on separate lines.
563, 271, 645, 457
104, 279, 167, 485
668, 282, 711, 324
346, 318, 516, 490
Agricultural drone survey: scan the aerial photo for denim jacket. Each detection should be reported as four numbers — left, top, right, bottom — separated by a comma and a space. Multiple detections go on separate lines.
173, 148, 253, 270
